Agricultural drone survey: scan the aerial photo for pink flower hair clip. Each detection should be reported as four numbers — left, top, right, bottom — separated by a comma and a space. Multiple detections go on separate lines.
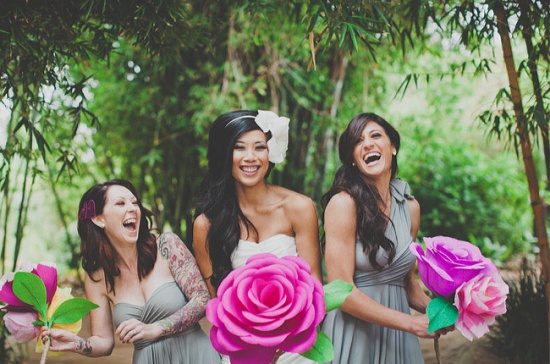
78, 200, 96, 220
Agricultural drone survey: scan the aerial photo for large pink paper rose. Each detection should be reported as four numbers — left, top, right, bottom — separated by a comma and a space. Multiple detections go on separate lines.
454, 274, 509, 340
0, 262, 57, 311
4, 311, 40, 342
206, 253, 325, 364
410, 236, 496, 297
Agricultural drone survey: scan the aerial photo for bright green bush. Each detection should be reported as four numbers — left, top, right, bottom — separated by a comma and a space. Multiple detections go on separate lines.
399, 126, 532, 259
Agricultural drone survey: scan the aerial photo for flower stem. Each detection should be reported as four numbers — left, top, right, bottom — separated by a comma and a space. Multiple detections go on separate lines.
40, 336, 50, 364
434, 336, 441, 364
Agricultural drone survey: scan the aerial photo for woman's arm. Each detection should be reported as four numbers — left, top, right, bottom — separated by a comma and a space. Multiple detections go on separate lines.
324, 192, 436, 339
154, 232, 211, 335
193, 214, 217, 298
289, 195, 322, 282
43, 273, 115, 357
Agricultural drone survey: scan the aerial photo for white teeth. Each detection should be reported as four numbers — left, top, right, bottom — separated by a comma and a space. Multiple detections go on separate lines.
241, 166, 259, 172
123, 218, 136, 225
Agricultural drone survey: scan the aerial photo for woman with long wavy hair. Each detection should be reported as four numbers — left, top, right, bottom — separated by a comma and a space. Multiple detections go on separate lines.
193, 110, 322, 364
321, 113, 446, 363
42, 179, 220, 363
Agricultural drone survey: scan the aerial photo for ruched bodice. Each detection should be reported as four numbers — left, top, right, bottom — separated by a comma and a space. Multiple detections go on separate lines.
113, 279, 219, 363
230, 234, 298, 268
322, 178, 425, 364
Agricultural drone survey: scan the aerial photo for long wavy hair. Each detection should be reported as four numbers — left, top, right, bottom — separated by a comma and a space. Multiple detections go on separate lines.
322, 113, 400, 271
78, 179, 157, 293
195, 110, 274, 288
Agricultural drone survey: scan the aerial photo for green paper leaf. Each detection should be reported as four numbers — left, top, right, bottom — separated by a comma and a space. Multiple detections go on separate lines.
50, 297, 99, 326
12, 272, 48, 319
33, 319, 44, 327
323, 279, 353, 312
300, 330, 334, 363
426, 296, 458, 333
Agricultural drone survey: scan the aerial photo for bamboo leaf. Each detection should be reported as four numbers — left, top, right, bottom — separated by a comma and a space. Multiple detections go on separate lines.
50, 297, 99, 325
324, 279, 353, 311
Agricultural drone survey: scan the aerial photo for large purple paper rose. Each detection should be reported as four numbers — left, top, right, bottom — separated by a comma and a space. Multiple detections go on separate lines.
206, 253, 325, 364
410, 236, 496, 297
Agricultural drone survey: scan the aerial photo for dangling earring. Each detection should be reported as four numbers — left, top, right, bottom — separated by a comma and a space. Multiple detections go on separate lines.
352, 162, 356, 166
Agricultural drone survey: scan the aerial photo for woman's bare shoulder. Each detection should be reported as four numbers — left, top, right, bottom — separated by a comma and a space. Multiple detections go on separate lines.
326, 191, 355, 209
274, 186, 315, 213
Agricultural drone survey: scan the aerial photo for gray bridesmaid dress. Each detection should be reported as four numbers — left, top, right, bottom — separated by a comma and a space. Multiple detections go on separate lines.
322, 178, 425, 364
113, 281, 220, 363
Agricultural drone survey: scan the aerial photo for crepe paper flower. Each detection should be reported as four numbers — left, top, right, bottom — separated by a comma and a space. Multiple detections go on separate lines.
410, 236, 508, 363
254, 110, 290, 164
454, 273, 509, 340
1, 263, 99, 364
4, 311, 40, 342
35, 287, 83, 355
0, 262, 57, 311
206, 253, 352, 364
410, 236, 496, 298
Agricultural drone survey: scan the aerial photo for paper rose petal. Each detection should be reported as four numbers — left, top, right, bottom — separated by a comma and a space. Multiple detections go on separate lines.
3, 311, 40, 342
206, 253, 325, 363
410, 237, 495, 297
0, 262, 57, 310
454, 274, 509, 341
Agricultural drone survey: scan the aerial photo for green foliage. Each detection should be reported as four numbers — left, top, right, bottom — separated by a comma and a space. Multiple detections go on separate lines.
488, 259, 548, 363
400, 125, 531, 257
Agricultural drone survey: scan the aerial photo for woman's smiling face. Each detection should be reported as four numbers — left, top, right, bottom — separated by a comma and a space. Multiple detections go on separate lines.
94, 185, 141, 246
352, 121, 396, 181
232, 130, 270, 188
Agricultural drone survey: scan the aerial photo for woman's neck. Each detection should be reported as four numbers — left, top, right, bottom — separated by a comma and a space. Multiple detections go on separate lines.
113, 244, 139, 272
235, 180, 270, 210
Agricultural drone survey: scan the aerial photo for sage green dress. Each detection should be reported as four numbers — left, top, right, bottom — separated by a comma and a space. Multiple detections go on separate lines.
321, 178, 425, 364
113, 281, 220, 363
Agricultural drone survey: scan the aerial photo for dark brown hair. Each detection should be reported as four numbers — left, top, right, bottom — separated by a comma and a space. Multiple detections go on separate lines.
78, 179, 157, 293
322, 113, 400, 270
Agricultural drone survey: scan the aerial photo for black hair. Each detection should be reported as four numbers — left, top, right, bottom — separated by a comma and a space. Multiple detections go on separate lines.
195, 110, 273, 288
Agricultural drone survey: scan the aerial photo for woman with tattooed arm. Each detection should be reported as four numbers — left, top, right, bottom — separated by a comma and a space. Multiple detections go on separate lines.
41, 179, 220, 363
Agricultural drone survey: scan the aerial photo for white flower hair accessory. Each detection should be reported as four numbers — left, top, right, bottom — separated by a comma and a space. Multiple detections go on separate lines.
254, 110, 289, 164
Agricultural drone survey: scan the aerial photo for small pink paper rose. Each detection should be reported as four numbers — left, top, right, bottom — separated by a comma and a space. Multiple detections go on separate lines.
454, 274, 509, 341
206, 253, 325, 364
410, 236, 496, 297
4, 311, 40, 342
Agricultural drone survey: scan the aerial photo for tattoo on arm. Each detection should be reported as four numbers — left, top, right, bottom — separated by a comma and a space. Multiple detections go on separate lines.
157, 233, 210, 336
76, 338, 92, 355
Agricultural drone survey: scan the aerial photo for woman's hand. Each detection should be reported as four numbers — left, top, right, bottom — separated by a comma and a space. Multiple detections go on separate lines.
115, 318, 162, 344
409, 314, 438, 339
41, 328, 81, 352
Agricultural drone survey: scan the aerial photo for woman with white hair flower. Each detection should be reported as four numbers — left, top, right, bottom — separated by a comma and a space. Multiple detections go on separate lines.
193, 110, 322, 364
